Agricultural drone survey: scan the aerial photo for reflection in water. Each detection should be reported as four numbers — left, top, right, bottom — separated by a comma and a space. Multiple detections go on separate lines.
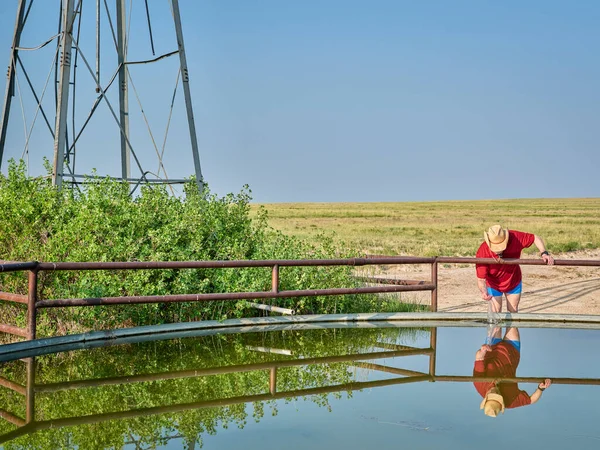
0, 325, 598, 448
475, 327, 552, 417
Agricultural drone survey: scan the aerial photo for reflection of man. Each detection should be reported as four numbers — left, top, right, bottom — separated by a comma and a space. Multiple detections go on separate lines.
474, 327, 552, 417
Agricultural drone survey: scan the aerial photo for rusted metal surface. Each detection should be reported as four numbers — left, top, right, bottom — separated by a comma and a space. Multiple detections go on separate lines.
272, 264, 279, 292
355, 276, 426, 285
36, 256, 437, 271
352, 362, 427, 377
437, 257, 600, 266
34, 347, 433, 393
27, 272, 37, 340
431, 260, 438, 312
0, 262, 38, 273
435, 375, 600, 385
35, 284, 436, 308
0, 376, 26, 395
0, 324, 27, 338
1, 255, 599, 341
0, 292, 28, 304
0, 410, 25, 427
0, 374, 434, 445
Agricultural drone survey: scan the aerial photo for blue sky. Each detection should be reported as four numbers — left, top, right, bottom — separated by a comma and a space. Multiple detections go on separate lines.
1, 0, 598, 202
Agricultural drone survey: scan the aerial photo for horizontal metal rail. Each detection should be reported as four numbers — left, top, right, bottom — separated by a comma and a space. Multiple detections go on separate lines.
0, 292, 28, 304
1, 255, 599, 341
35, 284, 436, 308
34, 347, 432, 393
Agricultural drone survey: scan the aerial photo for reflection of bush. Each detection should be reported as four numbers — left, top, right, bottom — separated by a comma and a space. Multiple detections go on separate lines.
0, 327, 426, 448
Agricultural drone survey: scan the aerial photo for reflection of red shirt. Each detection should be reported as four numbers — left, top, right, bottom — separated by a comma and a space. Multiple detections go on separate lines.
473, 341, 531, 409
475, 230, 535, 292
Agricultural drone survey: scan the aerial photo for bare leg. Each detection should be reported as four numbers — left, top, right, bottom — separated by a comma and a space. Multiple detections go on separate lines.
489, 296, 503, 313
489, 326, 502, 340
506, 293, 521, 313
504, 327, 520, 342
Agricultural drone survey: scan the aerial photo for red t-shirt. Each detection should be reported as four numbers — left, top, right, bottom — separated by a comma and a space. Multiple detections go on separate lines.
473, 341, 531, 409
475, 230, 535, 292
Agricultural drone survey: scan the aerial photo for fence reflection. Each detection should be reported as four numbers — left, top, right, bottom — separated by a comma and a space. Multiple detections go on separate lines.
0, 327, 598, 444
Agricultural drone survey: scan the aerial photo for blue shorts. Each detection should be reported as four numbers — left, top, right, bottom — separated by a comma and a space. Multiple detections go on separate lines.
487, 281, 522, 297
489, 337, 521, 352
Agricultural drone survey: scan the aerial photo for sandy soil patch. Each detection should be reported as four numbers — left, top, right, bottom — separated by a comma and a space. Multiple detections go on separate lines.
365, 250, 600, 315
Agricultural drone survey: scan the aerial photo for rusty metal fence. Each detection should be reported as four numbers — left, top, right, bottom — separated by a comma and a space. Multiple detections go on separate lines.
1, 256, 599, 341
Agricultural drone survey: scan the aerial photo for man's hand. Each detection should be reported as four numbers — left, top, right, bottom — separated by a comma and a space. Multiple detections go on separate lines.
477, 278, 492, 300
475, 344, 492, 361
542, 253, 555, 265
538, 379, 552, 390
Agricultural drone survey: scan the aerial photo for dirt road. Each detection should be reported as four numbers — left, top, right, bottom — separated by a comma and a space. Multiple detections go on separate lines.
372, 250, 600, 315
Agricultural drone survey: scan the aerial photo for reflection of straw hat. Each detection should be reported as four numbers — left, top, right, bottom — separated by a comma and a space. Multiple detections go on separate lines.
480, 388, 506, 418
484, 225, 509, 253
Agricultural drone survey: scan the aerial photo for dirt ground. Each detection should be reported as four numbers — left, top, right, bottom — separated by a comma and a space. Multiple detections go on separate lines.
370, 250, 600, 315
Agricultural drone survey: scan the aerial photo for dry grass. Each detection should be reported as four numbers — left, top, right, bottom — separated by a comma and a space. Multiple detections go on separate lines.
252, 198, 600, 256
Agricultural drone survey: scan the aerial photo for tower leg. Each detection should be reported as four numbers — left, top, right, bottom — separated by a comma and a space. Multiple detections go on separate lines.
0, 0, 27, 169
116, 0, 130, 180
52, 0, 76, 188
171, 0, 204, 193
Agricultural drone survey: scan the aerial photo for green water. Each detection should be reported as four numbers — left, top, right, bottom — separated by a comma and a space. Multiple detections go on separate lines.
0, 324, 599, 449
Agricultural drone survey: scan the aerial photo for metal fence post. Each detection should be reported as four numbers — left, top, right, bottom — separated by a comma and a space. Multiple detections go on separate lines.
272, 264, 279, 293
430, 260, 438, 312
27, 270, 38, 340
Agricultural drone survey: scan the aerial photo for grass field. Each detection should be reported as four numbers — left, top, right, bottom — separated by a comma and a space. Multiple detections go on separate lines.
252, 198, 600, 256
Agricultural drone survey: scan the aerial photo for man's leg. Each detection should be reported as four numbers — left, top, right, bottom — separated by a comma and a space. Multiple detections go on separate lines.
489, 296, 503, 313
506, 293, 521, 313
504, 327, 520, 342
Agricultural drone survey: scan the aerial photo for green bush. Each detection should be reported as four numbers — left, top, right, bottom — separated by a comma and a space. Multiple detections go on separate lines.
0, 160, 405, 336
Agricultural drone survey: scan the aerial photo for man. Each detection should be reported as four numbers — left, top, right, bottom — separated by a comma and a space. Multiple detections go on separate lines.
474, 326, 552, 418
476, 225, 554, 313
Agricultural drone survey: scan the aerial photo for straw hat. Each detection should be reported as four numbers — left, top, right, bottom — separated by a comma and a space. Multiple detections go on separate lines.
484, 225, 509, 253
480, 388, 506, 418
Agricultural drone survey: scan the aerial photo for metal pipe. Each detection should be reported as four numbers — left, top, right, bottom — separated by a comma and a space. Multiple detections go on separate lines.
269, 367, 277, 395
27, 270, 38, 340
429, 327, 437, 378
0, 409, 25, 427
352, 362, 427, 377
35, 284, 436, 308
437, 256, 600, 266
25, 357, 35, 423
247, 302, 294, 315
34, 347, 433, 393
272, 264, 279, 292
0, 261, 38, 272
0, 324, 27, 338
0, 292, 28, 304
35, 256, 437, 271
0, 375, 433, 444
0, 376, 26, 395
431, 260, 438, 312
355, 276, 426, 286
435, 375, 600, 385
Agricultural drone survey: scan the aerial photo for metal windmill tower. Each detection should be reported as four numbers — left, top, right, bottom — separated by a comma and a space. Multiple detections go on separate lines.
0, 0, 204, 193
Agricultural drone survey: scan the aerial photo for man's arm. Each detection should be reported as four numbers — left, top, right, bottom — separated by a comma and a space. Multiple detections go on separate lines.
533, 235, 555, 265
529, 379, 552, 404
478, 278, 492, 300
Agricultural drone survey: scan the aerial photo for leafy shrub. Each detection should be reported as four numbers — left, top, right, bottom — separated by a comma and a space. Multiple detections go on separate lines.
0, 160, 403, 336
